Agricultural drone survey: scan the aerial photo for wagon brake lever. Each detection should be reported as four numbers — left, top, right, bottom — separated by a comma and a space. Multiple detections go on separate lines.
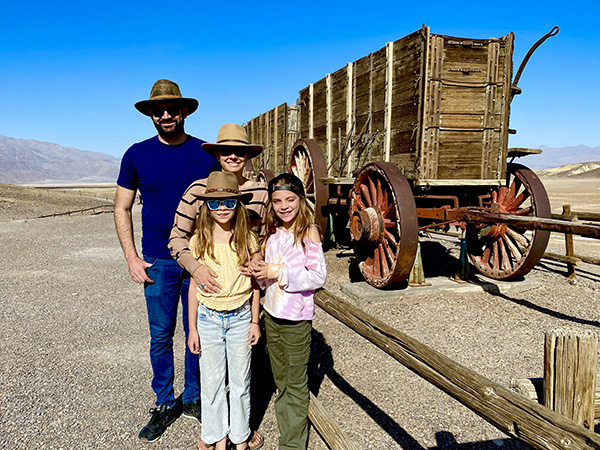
511, 26, 559, 99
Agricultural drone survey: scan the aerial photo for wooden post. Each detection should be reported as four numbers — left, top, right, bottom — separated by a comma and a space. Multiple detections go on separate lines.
510, 377, 600, 420
544, 328, 597, 430
562, 205, 576, 278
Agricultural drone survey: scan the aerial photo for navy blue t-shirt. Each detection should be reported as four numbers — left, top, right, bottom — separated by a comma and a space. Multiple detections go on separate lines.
117, 135, 221, 259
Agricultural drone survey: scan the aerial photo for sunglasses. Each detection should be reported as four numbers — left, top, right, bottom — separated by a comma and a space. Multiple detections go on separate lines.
206, 199, 238, 210
150, 106, 181, 117
217, 147, 247, 158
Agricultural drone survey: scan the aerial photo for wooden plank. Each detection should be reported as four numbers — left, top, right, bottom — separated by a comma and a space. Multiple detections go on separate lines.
314, 289, 600, 450
308, 393, 360, 450
384, 41, 393, 161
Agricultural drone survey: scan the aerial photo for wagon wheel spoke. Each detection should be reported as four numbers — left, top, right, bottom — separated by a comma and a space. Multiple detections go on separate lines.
502, 233, 522, 261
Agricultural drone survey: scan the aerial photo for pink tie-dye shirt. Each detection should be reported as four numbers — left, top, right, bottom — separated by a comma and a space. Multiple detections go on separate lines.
259, 228, 327, 321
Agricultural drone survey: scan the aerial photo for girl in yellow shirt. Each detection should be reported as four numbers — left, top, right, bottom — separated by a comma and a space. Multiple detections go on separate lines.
187, 171, 261, 450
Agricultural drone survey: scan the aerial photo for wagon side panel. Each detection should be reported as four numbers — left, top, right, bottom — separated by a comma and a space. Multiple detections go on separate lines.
418, 34, 513, 185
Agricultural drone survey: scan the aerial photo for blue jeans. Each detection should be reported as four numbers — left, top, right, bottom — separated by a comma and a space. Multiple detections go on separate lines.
144, 256, 199, 406
197, 301, 252, 445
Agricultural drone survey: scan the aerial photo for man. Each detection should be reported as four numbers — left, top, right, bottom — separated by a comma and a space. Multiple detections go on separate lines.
114, 79, 220, 443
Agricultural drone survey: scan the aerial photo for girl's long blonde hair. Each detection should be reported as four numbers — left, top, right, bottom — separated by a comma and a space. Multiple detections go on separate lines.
192, 200, 255, 266
261, 175, 315, 255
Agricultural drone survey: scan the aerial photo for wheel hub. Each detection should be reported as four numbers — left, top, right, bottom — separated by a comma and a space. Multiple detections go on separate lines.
481, 202, 508, 239
350, 207, 383, 243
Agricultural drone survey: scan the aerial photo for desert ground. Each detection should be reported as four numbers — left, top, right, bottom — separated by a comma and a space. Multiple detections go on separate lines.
0, 179, 599, 450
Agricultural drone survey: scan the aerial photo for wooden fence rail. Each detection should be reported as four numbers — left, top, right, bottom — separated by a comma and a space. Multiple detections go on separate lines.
314, 289, 600, 450
543, 205, 600, 277
36, 204, 114, 219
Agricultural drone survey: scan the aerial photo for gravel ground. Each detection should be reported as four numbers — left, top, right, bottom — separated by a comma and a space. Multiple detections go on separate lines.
1, 184, 599, 450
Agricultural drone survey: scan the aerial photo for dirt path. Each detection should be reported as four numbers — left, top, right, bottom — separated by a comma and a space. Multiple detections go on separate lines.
1, 185, 599, 449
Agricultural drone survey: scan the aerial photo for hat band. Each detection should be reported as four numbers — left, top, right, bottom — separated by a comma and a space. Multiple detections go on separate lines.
216, 139, 250, 145
205, 187, 241, 195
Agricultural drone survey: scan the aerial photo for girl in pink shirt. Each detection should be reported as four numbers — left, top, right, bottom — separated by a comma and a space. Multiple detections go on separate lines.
251, 173, 326, 450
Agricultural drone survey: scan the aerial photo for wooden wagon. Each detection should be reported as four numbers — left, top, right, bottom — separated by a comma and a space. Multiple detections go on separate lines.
245, 25, 564, 288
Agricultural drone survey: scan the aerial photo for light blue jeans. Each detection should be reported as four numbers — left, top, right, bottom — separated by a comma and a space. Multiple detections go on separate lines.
197, 301, 252, 445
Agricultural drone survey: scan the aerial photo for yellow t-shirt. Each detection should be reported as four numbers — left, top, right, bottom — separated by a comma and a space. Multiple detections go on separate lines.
189, 233, 258, 311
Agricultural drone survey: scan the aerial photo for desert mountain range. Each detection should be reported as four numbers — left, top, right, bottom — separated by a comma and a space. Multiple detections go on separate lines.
0, 135, 598, 184
0, 135, 120, 184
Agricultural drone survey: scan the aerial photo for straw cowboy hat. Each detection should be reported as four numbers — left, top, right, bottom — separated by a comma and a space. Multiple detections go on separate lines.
197, 172, 252, 203
202, 124, 263, 158
135, 79, 199, 116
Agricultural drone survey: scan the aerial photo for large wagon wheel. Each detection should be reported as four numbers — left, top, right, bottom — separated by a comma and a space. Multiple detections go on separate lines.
256, 169, 274, 186
349, 162, 419, 288
288, 139, 328, 234
467, 163, 551, 280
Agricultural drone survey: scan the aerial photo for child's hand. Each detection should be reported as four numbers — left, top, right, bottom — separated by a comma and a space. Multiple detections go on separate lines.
188, 330, 201, 354
251, 260, 269, 280
248, 323, 261, 346
239, 262, 251, 277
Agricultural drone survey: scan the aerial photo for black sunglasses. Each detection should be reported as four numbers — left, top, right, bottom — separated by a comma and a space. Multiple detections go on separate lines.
150, 106, 181, 117
217, 147, 247, 158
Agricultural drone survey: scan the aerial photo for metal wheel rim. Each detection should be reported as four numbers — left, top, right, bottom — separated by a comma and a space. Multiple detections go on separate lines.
349, 162, 419, 288
288, 139, 328, 234
467, 163, 551, 279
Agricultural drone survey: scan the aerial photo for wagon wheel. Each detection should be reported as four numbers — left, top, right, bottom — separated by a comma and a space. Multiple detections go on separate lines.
256, 169, 274, 186
289, 139, 328, 234
467, 163, 551, 280
349, 162, 419, 288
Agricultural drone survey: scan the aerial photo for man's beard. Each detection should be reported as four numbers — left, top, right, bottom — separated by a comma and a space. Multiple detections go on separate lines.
154, 117, 185, 138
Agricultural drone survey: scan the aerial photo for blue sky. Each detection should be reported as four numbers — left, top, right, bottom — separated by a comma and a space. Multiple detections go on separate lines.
2, 1, 598, 159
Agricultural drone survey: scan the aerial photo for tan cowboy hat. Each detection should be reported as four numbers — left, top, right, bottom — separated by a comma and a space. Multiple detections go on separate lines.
135, 79, 199, 116
197, 172, 252, 203
202, 124, 263, 158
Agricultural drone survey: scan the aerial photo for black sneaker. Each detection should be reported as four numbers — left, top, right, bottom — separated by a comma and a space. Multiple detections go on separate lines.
138, 402, 182, 442
182, 398, 201, 422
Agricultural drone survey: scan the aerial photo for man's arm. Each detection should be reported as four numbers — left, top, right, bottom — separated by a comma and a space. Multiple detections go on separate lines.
114, 185, 152, 283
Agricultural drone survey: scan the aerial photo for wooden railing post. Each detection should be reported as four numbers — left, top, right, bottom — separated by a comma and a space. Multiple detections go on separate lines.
562, 205, 576, 278
544, 328, 597, 430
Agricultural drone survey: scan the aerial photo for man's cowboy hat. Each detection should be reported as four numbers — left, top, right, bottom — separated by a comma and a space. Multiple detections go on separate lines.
202, 124, 263, 158
135, 79, 199, 116
197, 172, 252, 203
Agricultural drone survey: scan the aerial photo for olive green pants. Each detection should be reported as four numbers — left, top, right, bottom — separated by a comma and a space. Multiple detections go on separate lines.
264, 313, 312, 450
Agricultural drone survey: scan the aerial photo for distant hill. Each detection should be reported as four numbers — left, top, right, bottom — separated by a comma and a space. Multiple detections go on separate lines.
517, 145, 600, 170
536, 161, 600, 178
0, 135, 120, 184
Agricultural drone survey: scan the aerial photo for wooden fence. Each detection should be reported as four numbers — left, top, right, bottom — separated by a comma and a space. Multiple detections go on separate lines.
36, 204, 114, 219
543, 205, 600, 276
314, 289, 600, 450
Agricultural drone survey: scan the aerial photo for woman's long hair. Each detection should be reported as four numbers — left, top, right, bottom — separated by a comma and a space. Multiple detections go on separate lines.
261, 181, 315, 256
192, 200, 255, 266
